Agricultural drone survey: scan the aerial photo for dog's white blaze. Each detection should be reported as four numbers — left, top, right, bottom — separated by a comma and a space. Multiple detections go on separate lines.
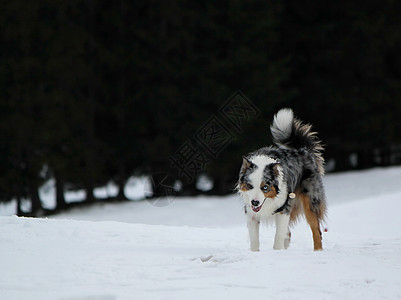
247, 156, 277, 202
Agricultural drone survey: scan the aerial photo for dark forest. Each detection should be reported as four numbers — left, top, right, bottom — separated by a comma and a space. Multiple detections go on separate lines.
1, 1, 401, 216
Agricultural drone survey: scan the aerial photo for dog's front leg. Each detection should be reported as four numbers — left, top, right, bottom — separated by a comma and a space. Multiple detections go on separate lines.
273, 213, 291, 250
247, 214, 260, 251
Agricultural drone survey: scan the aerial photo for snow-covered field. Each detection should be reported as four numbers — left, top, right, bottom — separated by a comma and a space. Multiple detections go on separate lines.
1, 167, 401, 299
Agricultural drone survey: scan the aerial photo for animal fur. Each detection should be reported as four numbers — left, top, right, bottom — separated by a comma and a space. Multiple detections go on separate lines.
237, 108, 327, 251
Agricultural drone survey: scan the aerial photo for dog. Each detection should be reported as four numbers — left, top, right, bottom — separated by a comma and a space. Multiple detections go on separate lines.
236, 108, 326, 251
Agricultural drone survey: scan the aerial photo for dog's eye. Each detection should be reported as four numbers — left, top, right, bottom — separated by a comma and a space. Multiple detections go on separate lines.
261, 185, 269, 192
246, 183, 253, 190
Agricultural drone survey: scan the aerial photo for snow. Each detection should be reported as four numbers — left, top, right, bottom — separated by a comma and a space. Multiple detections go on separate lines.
1, 167, 401, 299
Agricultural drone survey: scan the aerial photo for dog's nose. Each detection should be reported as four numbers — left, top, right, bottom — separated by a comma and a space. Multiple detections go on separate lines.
251, 200, 260, 206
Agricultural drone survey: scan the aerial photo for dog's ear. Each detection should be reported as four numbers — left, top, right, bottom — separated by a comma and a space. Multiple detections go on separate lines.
240, 156, 252, 174
269, 163, 280, 176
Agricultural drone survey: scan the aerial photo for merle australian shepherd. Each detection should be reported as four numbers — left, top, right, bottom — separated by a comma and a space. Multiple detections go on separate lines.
236, 108, 327, 251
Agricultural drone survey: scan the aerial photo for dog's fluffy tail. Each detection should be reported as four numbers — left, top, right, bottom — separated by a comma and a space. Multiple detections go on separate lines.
270, 108, 325, 175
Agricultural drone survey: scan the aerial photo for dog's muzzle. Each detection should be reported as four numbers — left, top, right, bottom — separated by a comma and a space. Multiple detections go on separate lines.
251, 199, 265, 212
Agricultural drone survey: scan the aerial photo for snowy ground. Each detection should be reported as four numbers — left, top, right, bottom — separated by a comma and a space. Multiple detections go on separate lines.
1, 167, 401, 299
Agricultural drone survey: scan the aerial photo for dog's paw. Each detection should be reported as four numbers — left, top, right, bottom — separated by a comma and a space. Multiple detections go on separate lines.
273, 242, 288, 250
274, 233, 291, 250
284, 237, 291, 249
250, 247, 260, 252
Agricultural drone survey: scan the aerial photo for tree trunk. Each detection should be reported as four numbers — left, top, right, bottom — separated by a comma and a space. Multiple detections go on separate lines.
117, 178, 127, 201
116, 163, 127, 201
85, 181, 95, 203
16, 194, 23, 216
29, 183, 42, 216
55, 174, 67, 210
83, 0, 96, 205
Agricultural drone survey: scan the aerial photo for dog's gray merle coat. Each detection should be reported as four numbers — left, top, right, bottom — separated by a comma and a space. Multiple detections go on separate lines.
237, 108, 327, 251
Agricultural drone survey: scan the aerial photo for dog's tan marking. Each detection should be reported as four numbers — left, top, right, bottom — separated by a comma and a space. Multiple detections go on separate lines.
240, 182, 249, 192
289, 202, 301, 224
260, 182, 278, 199
288, 187, 301, 224
299, 193, 323, 250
